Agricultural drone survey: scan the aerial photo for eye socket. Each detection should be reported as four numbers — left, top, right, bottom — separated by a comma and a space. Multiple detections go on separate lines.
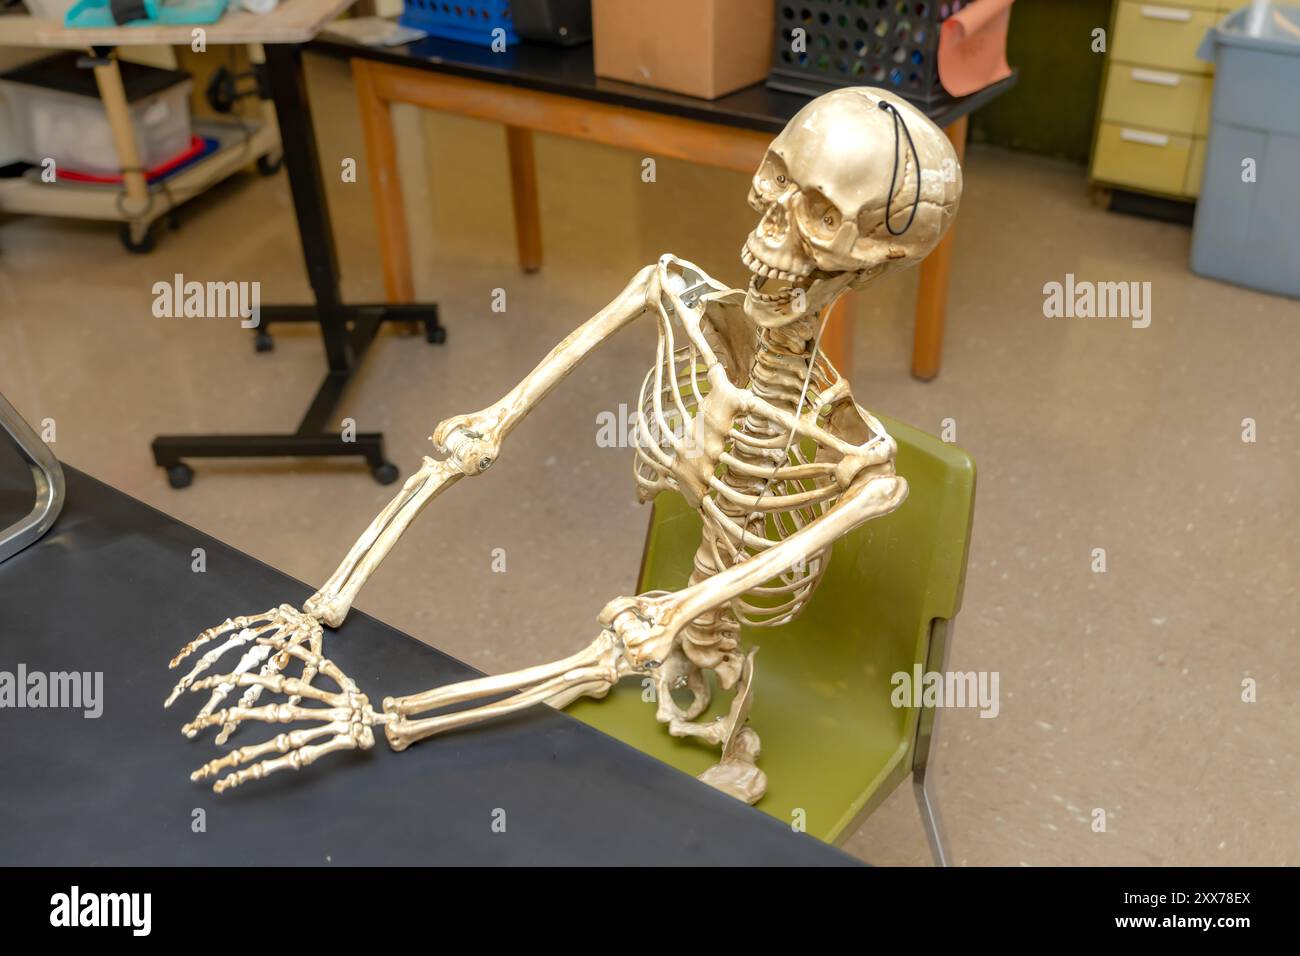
753, 154, 792, 200
800, 190, 842, 239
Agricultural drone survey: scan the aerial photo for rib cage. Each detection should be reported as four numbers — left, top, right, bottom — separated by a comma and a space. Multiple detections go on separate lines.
632, 280, 856, 681
706, 339, 841, 628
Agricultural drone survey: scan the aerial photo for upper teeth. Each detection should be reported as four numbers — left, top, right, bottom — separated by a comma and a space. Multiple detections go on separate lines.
741, 246, 804, 284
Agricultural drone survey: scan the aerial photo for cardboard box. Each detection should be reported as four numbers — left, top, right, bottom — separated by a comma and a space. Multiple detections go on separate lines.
592, 0, 774, 100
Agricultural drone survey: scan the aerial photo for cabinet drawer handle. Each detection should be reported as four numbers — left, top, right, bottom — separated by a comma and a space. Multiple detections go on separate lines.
1140, 5, 1193, 21
1131, 67, 1181, 86
1120, 128, 1171, 147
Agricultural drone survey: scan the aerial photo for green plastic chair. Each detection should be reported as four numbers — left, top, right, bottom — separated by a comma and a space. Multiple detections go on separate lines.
568, 414, 975, 862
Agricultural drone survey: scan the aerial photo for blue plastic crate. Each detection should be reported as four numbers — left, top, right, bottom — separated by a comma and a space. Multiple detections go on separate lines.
400, 0, 519, 47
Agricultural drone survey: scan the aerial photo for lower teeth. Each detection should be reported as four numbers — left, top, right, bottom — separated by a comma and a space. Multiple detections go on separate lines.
750, 274, 792, 302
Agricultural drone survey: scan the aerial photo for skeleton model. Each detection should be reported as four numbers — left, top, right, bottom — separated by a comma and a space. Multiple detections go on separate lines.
165, 88, 961, 804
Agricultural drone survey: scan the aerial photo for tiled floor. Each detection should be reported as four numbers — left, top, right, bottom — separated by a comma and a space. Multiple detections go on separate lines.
1, 55, 1295, 865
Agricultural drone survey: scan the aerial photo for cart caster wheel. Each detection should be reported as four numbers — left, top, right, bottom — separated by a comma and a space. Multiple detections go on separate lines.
166, 464, 194, 489
120, 222, 157, 254
425, 323, 446, 344
254, 330, 274, 353
257, 152, 284, 176
371, 462, 399, 485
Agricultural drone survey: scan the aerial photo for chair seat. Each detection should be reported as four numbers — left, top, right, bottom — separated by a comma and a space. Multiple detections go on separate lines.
568, 415, 975, 845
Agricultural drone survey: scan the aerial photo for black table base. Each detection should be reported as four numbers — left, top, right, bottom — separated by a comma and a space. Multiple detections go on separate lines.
150, 43, 443, 490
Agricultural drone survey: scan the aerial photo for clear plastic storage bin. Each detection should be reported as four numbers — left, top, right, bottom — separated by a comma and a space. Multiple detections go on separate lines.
0, 54, 193, 177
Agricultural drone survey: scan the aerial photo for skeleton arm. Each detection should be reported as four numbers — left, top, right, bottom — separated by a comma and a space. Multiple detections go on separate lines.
167, 264, 659, 776
601, 464, 908, 667
304, 264, 658, 627
301, 459, 464, 627
380, 454, 906, 753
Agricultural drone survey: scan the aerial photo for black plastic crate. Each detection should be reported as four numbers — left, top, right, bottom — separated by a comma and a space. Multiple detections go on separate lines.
766, 0, 966, 103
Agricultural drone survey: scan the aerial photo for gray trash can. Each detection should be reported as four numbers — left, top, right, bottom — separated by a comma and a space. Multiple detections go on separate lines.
1190, 5, 1300, 298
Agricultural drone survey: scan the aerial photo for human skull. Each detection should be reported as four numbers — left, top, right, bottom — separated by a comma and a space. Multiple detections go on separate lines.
741, 87, 962, 329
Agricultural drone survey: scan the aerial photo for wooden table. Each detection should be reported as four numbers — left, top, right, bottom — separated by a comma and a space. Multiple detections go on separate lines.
312, 33, 1015, 380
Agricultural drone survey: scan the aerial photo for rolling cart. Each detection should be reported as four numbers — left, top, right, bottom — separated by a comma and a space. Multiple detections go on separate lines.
0, 16, 282, 251
0, 1, 443, 486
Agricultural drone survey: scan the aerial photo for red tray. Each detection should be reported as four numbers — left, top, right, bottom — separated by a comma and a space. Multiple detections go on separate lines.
56, 135, 208, 184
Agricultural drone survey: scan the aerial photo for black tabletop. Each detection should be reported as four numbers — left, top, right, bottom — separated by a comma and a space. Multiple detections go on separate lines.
310, 32, 1017, 132
0, 450, 854, 866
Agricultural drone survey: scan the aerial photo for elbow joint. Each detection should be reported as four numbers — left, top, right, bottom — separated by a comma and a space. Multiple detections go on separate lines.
438, 425, 499, 477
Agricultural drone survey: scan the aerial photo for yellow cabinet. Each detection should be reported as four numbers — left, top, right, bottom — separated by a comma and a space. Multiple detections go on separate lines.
1102, 65, 1214, 135
1090, 0, 1228, 198
1093, 123, 1193, 196
1112, 3, 1220, 75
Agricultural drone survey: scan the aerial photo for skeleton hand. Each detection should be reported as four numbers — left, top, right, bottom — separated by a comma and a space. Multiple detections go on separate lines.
182, 633, 384, 793
598, 594, 677, 672
164, 604, 324, 745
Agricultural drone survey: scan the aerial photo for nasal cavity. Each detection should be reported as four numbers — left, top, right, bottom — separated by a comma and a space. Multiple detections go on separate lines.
760, 203, 787, 239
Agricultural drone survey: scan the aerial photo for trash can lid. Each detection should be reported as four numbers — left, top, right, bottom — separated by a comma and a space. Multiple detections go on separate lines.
1201, 4, 1300, 57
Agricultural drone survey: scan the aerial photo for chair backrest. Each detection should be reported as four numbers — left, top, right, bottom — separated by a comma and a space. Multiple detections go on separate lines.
567, 414, 975, 844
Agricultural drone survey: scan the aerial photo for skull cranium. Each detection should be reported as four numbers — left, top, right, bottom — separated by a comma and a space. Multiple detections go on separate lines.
741, 87, 963, 329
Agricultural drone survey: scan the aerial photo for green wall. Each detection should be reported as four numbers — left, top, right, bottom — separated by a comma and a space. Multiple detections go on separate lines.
969, 0, 1114, 164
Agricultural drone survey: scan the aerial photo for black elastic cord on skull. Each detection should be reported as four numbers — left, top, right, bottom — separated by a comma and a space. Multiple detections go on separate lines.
878, 100, 921, 236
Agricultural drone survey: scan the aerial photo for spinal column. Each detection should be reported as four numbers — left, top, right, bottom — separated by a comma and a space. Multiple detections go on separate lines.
677, 315, 839, 688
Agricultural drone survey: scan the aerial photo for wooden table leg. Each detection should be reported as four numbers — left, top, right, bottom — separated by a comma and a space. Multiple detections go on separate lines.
92, 56, 150, 244
821, 293, 855, 380
353, 58, 415, 303
506, 126, 543, 273
911, 114, 968, 381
